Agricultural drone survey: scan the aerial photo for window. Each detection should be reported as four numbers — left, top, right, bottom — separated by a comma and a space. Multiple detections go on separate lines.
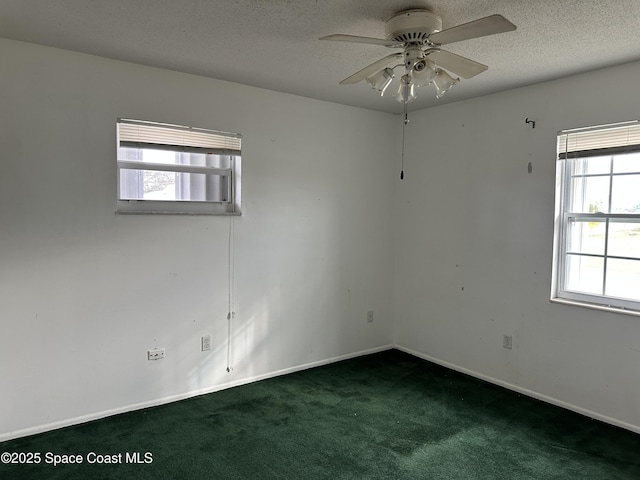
117, 119, 241, 215
552, 121, 640, 314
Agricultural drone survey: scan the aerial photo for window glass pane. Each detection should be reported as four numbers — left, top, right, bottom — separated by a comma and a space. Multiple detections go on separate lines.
613, 152, 640, 174
117, 148, 233, 169
610, 174, 640, 214
185, 153, 232, 169
118, 147, 177, 165
565, 254, 604, 295
566, 219, 605, 255
607, 220, 640, 258
605, 258, 640, 301
568, 175, 610, 213
119, 169, 230, 202
570, 156, 611, 175
142, 149, 177, 165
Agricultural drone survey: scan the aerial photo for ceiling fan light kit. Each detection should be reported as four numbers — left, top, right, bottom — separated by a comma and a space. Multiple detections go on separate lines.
320, 9, 516, 103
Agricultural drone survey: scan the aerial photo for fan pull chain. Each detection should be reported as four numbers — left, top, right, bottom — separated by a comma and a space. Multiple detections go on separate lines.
400, 92, 409, 180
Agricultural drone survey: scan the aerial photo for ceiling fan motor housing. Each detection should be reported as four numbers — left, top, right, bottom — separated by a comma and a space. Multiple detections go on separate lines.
385, 9, 442, 43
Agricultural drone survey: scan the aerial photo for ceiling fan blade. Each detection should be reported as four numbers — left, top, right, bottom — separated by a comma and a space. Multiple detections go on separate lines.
320, 34, 402, 47
339, 53, 403, 84
427, 50, 488, 79
428, 14, 516, 45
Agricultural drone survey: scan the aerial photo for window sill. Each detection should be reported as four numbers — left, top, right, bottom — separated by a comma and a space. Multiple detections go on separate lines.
550, 297, 640, 318
115, 210, 241, 216
116, 200, 241, 216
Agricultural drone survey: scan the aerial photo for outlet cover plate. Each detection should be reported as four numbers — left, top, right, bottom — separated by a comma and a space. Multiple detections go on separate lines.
148, 348, 165, 360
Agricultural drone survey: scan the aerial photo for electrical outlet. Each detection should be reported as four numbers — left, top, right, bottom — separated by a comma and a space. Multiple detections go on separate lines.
503, 335, 512, 350
147, 348, 165, 360
202, 335, 211, 351
367, 310, 374, 323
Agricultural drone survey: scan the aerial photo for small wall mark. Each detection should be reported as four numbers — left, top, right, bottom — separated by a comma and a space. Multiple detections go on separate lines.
527, 162, 533, 174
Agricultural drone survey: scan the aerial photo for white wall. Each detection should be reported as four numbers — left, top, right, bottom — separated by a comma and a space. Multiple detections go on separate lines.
0, 38, 396, 440
394, 60, 640, 432
3, 36, 640, 442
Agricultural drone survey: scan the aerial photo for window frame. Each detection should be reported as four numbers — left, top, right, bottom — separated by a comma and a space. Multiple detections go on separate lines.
552, 121, 640, 316
116, 118, 242, 215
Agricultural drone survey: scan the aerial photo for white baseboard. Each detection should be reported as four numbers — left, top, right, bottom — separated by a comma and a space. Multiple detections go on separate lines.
395, 345, 640, 435
0, 344, 393, 443
7, 343, 635, 442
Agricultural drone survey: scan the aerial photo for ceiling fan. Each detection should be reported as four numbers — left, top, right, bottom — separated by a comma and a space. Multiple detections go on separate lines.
320, 9, 516, 102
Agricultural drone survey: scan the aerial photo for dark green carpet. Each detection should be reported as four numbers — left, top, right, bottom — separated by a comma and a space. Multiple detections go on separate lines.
2, 349, 639, 479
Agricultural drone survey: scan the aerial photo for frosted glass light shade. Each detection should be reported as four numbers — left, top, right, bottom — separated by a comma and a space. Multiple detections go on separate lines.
433, 69, 459, 98
366, 68, 394, 96
395, 75, 417, 103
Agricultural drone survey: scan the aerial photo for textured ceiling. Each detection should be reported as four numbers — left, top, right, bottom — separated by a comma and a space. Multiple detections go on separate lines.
2, 0, 640, 113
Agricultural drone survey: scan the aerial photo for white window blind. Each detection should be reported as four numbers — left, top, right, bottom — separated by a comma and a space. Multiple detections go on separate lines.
557, 121, 640, 159
118, 119, 241, 155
